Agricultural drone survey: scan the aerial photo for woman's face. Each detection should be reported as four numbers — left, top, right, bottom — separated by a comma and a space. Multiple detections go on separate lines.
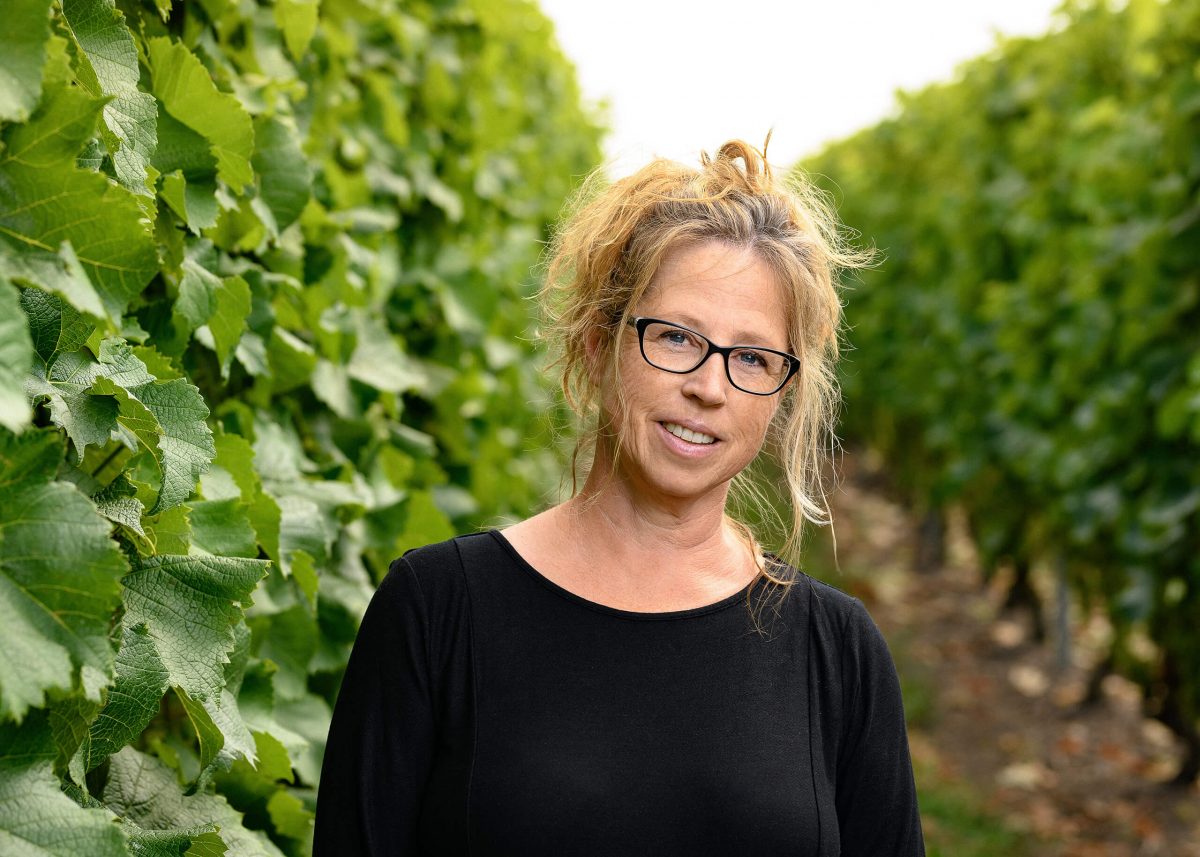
599, 240, 792, 508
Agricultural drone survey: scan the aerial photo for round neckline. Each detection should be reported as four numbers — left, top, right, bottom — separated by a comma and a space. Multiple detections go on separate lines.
487, 529, 765, 621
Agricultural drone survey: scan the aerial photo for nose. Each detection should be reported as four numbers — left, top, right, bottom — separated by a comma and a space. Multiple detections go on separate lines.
680, 351, 728, 405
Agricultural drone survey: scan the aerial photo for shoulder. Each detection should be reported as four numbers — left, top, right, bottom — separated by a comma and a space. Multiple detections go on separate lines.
793, 573, 900, 689
391, 529, 514, 606
799, 574, 880, 644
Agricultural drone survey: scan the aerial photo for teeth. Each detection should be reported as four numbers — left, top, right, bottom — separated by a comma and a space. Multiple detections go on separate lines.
662, 422, 715, 445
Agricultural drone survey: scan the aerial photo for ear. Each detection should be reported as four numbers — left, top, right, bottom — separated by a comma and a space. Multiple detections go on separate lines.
583, 324, 607, 388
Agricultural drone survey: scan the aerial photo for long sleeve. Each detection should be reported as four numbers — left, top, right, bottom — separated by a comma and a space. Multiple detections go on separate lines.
314, 557, 435, 855
834, 599, 925, 856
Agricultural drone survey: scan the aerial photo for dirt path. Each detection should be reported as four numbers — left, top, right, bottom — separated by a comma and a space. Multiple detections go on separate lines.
819, 451, 1200, 856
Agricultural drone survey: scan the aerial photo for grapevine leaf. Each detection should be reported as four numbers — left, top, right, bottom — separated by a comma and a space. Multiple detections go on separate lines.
147, 37, 254, 192
175, 687, 227, 783
201, 275, 250, 375
0, 708, 55, 770
347, 315, 425, 393
0, 280, 34, 433
25, 350, 116, 460
175, 622, 257, 787
0, 0, 53, 124
175, 262, 249, 374
60, 0, 158, 195
272, 693, 330, 786
251, 115, 310, 232
152, 106, 219, 233
0, 241, 109, 328
47, 696, 102, 783
252, 605, 316, 702
252, 731, 293, 782
0, 427, 127, 721
105, 748, 282, 857
20, 272, 95, 364
124, 823, 226, 857
266, 789, 312, 840
85, 623, 168, 770
119, 554, 268, 704
273, 0, 319, 61
173, 259, 220, 337
144, 504, 191, 555
0, 761, 126, 856
0, 39, 158, 320
92, 339, 215, 514
197, 434, 281, 560
93, 495, 146, 539
189, 498, 257, 558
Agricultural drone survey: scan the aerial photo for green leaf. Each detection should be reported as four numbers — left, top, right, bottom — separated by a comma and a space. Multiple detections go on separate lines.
0, 427, 127, 721
21, 288, 94, 366
252, 605, 315, 702
25, 350, 117, 461
395, 489, 455, 556
251, 730, 293, 783
204, 275, 250, 374
119, 554, 268, 704
189, 498, 257, 558
148, 37, 254, 193
144, 504, 191, 555
92, 475, 148, 539
174, 259, 223, 334
174, 621, 257, 787
0, 39, 158, 320
0, 0, 53, 124
0, 708, 56, 771
125, 822, 226, 857
85, 623, 168, 770
201, 433, 280, 560
266, 788, 312, 840
105, 748, 283, 857
0, 280, 34, 433
49, 696, 102, 786
92, 340, 215, 514
0, 761, 126, 856
347, 315, 425, 393
273, 0, 319, 61
0, 240, 111, 326
251, 115, 310, 232
175, 262, 250, 374
60, 0, 158, 195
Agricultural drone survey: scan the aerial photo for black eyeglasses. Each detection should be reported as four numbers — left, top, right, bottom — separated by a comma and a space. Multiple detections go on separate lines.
626, 317, 800, 396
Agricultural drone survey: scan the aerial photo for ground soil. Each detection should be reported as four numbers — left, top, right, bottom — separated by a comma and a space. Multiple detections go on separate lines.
820, 450, 1200, 857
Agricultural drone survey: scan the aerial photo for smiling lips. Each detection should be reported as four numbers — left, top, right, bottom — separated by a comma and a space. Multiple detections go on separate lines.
661, 421, 717, 445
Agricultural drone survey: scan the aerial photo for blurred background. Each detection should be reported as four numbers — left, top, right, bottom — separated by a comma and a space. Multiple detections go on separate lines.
0, 0, 1196, 854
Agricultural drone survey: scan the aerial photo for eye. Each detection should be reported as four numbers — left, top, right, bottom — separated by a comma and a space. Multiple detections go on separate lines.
733, 349, 769, 371
656, 327, 699, 349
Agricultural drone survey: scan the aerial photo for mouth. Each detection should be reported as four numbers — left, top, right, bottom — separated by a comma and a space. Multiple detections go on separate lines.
660, 421, 717, 445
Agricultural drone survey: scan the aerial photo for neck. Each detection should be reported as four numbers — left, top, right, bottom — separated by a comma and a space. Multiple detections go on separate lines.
555, 437, 756, 600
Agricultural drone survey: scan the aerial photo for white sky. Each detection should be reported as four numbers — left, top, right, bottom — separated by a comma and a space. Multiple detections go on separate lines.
538, 0, 1067, 174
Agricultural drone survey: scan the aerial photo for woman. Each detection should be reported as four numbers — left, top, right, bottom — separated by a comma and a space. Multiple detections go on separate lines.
314, 140, 925, 855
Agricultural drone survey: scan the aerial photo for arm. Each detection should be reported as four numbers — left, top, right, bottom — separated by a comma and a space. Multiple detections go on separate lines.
313, 558, 435, 855
835, 599, 925, 856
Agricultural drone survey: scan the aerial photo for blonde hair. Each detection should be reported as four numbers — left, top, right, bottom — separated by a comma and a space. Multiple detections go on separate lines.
537, 137, 874, 628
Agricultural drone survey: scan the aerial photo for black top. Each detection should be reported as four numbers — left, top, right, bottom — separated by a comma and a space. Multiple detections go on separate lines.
314, 530, 925, 856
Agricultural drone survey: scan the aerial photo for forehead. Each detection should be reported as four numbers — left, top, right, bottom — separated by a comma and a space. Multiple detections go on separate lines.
638, 241, 789, 347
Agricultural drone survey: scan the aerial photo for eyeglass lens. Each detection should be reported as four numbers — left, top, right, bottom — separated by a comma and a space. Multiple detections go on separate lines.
640, 321, 790, 394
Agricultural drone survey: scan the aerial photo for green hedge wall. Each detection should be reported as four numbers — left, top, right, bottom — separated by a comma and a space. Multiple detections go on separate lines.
0, 0, 602, 852
806, 0, 1200, 781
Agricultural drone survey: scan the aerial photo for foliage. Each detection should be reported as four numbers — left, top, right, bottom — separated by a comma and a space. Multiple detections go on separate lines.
806, 0, 1200, 779
0, 0, 602, 852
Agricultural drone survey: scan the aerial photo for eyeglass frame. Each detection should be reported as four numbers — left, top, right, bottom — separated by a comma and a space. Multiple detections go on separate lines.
625, 316, 801, 396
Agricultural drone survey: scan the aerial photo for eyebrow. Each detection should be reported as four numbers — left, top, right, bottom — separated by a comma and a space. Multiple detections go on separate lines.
665, 313, 786, 351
